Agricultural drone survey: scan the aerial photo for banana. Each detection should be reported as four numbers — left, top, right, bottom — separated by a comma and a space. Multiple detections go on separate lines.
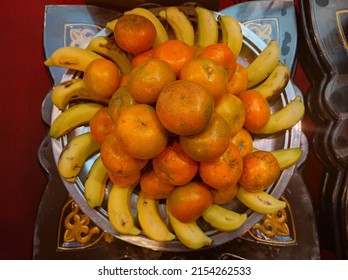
124, 7, 169, 47
137, 191, 175, 242
252, 62, 291, 101
250, 96, 305, 135
236, 187, 286, 214
44, 46, 104, 72
159, 7, 195, 46
57, 132, 100, 183
106, 18, 117, 31
195, 6, 219, 47
86, 36, 132, 75
49, 102, 104, 139
167, 209, 212, 249
84, 156, 109, 208
52, 79, 109, 110
246, 40, 280, 88
108, 183, 141, 235
218, 14, 243, 58
202, 204, 247, 232
270, 148, 302, 170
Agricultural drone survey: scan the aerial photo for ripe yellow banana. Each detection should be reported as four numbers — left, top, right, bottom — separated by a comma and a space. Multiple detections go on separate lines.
52, 79, 109, 110
124, 7, 169, 47
57, 132, 100, 183
195, 6, 219, 47
202, 204, 247, 232
246, 40, 280, 88
49, 102, 104, 139
159, 6, 195, 46
106, 18, 117, 31
108, 183, 141, 235
270, 148, 302, 170
137, 191, 175, 242
218, 14, 243, 58
44, 46, 104, 72
84, 156, 109, 208
167, 209, 212, 249
252, 62, 291, 101
86, 36, 132, 75
250, 96, 305, 135
236, 188, 286, 214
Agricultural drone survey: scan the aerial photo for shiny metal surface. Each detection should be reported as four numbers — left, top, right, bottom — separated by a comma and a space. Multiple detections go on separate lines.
49, 9, 302, 252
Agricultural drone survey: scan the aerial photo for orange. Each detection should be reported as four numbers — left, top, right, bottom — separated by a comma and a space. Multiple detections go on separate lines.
156, 80, 214, 136
230, 128, 253, 157
83, 59, 120, 99
152, 140, 198, 186
118, 74, 129, 87
114, 104, 169, 159
140, 169, 176, 199
155, 39, 195, 77
108, 170, 141, 187
211, 184, 239, 205
179, 112, 231, 162
227, 63, 248, 96
167, 181, 213, 223
114, 14, 156, 55
198, 43, 237, 80
131, 47, 157, 68
127, 58, 176, 104
108, 86, 137, 124
239, 150, 281, 192
180, 57, 228, 102
89, 107, 114, 145
214, 93, 246, 137
199, 143, 243, 190
238, 89, 270, 132
100, 131, 148, 176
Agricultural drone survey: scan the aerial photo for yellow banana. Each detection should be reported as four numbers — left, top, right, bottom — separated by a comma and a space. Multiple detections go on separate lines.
218, 14, 243, 58
124, 7, 169, 47
167, 209, 212, 249
86, 36, 132, 75
270, 148, 302, 170
49, 102, 104, 139
246, 40, 280, 88
236, 188, 286, 214
57, 132, 100, 183
159, 6, 194, 46
52, 79, 109, 110
137, 191, 175, 242
202, 204, 247, 232
195, 6, 219, 47
106, 18, 117, 31
44, 46, 104, 72
108, 183, 141, 235
84, 156, 109, 208
250, 96, 305, 135
252, 62, 291, 101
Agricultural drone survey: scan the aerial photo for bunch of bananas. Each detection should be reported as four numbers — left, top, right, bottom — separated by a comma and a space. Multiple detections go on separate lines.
45, 6, 305, 250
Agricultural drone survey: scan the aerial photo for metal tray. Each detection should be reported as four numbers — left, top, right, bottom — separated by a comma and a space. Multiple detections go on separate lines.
49, 7, 302, 252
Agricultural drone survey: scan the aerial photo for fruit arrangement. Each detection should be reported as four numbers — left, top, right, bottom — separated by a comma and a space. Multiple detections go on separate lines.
44, 6, 305, 250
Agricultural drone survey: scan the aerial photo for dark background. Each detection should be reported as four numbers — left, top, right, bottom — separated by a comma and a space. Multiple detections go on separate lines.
0, 0, 333, 259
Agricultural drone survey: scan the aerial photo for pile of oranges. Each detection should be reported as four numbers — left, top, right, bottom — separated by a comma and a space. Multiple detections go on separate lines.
87, 14, 281, 224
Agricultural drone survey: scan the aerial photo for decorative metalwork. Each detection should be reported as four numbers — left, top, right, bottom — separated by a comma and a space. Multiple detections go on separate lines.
244, 196, 297, 245
57, 197, 113, 251
243, 18, 279, 44
64, 23, 102, 48
336, 9, 348, 50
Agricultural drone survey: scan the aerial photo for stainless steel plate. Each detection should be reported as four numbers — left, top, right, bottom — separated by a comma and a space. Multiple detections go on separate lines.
50, 8, 302, 252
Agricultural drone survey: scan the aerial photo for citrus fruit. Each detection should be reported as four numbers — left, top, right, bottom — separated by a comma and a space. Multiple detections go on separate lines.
114, 104, 169, 159
230, 128, 254, 157
140, 169, 176, 199
108, 86, 137, 124
239, 150, 281, 192
89, 107, 114, 145
156, 80, 214, 136
114, 14, 156, 55
167, 181, 213, 223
